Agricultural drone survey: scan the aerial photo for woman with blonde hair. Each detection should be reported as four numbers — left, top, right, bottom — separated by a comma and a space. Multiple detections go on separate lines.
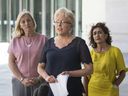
8, 10, 47, 96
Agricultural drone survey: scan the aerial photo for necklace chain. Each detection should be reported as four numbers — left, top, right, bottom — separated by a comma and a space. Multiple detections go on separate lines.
23, 37, 34, 47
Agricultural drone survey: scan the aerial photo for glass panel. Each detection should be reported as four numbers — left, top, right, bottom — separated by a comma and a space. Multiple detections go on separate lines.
0, 0, 7, 42
75, 0, 82, 36
0, 0, 2, 41
10, 0, 19, 40
52, 0, 82, 37
0, 0, 82, 42
33, 0, 42, 33
0, 0, 19, 42
45, 0, 52, 37
22, 0, 28, 10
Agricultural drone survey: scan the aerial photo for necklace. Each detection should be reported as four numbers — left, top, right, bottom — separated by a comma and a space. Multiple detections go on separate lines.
23, 37, 34, 47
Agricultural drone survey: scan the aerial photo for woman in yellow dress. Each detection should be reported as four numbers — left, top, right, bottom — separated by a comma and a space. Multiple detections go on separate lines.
88, 22, 126, 96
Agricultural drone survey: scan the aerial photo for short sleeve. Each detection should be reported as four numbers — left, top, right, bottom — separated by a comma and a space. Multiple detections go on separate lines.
79, 39, 92, 64
114, 47, 126, 74
8, 38, 15, 54
39, 39, 49, 64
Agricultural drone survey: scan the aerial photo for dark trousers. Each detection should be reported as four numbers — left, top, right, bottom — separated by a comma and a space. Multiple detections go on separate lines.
12, 77, 40, 96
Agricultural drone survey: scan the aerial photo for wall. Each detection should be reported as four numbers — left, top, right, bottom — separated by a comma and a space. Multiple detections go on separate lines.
82, 0, 106, 47
82, 0, 128, 53
106, 0, 128, 53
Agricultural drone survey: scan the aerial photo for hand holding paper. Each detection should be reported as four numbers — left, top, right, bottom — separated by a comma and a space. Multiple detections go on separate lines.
49, 74, 69, 96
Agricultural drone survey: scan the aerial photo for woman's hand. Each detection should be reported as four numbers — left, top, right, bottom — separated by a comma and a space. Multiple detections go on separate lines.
113, 70, 126, 87
21, 77, 39, 86
45, 75, 57, 83
61, 71, 70, 75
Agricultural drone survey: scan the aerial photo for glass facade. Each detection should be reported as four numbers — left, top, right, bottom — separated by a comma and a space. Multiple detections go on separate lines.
0, 0, 82, 42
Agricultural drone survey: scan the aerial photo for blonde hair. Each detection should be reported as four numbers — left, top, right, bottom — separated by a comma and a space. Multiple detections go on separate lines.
54, 7, 75, 26
12, 9, 37, 38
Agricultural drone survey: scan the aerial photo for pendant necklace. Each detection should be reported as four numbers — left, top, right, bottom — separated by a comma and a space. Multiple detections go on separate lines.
23, 37, 33, 47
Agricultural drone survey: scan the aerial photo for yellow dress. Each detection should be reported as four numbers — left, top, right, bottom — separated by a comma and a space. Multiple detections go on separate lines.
88, 46, 126, 96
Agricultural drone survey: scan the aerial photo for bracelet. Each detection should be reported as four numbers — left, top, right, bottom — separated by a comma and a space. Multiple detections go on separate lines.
20, 77, 24, 82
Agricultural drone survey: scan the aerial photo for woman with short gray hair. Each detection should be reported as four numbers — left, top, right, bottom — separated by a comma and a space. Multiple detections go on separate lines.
38, 7, 93, 96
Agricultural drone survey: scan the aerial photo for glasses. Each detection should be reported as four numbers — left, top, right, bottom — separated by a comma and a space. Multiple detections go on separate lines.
53, 21, 72, 26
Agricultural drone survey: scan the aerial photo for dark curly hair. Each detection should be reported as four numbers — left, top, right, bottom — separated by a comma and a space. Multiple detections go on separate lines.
89, 22, 112, 48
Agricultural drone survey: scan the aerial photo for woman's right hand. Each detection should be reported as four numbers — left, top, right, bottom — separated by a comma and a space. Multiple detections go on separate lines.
21, 78, 35, 86
45, 75, 57, 83
37, 63, 57, 83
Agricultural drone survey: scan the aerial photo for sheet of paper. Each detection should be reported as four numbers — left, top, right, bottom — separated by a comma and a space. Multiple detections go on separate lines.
49, 74, 69, 96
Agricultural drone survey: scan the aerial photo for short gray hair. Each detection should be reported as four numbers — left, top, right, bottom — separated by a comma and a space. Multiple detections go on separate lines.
54, 7, 75, 26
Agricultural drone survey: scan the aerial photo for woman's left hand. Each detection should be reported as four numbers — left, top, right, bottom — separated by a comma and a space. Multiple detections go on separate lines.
29, 77, 40, 85
61, 71, 70, 75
